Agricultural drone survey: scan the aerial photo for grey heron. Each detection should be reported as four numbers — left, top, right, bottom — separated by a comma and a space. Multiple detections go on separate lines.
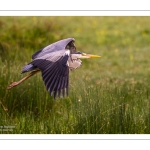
7, 38, 100, 99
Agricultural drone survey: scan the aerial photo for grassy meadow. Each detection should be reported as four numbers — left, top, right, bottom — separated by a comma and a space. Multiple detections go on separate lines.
0, 16, 150, 134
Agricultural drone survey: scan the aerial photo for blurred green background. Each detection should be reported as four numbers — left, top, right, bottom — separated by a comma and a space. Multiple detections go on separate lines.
0, 16, 150, 134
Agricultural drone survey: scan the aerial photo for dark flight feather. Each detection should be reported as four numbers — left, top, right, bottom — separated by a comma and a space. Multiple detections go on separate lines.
31, 55, 69, 99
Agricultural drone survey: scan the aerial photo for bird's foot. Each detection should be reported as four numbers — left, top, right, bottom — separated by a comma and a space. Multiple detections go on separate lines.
7, 82, 19, 90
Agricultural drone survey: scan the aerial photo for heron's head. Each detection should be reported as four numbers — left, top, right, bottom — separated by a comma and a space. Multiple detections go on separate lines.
75, 52, 101, 59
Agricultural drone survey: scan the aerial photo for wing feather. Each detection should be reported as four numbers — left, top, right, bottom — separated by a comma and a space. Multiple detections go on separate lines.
32, 38, 74, 59
31, 54, 69, 99
44, 63, 59, 86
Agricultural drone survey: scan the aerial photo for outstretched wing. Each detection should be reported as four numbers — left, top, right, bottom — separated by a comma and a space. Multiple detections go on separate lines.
31, 50, 70, 99
32, 38, 75, 60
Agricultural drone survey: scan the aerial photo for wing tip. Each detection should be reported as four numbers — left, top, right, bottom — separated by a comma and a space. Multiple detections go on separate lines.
49, 87, 69, 99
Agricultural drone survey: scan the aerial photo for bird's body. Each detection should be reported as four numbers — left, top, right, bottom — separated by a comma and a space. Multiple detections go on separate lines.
22, 38, 78, 73
7, 38, 100, 99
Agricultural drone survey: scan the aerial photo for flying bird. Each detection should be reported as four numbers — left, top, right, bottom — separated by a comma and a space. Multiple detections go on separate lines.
7, 38, 100, 99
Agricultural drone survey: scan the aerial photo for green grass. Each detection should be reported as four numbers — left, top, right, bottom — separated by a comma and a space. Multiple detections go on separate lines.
0, 16, 150, 134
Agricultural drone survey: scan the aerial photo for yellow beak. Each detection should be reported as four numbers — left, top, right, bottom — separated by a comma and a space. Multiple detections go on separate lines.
81, 53, 101, 58
87, 54, 101, 58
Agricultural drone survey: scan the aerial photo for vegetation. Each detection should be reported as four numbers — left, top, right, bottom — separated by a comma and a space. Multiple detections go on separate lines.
0, 16, 150, 133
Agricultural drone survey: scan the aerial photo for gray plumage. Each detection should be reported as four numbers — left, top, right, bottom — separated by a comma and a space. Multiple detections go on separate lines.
21, 38, 81, 99
7, 38, 100, 98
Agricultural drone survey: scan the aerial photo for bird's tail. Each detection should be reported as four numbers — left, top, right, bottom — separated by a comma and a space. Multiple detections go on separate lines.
21, 63, 37, 73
